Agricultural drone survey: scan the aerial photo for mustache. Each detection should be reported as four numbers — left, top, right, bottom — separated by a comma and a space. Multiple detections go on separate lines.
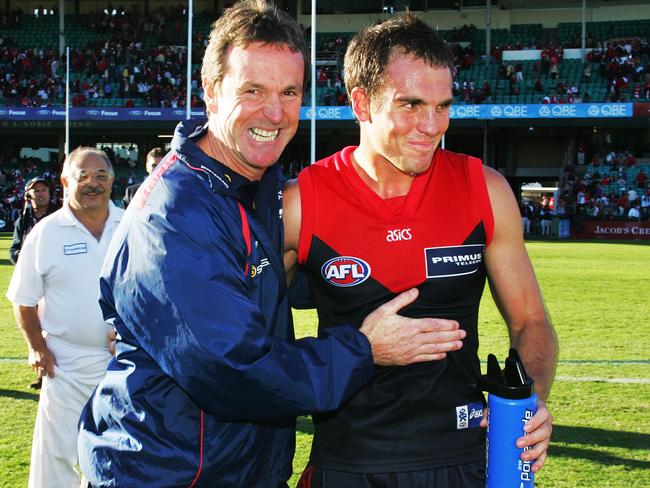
81, 187, 104, 195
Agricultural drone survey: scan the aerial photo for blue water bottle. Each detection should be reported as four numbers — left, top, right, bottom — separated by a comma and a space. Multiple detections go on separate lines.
479, 348, 538, 488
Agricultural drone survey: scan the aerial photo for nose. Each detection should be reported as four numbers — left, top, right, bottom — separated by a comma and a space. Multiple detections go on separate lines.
263, 94, 283, 125
418, 108, 445, 137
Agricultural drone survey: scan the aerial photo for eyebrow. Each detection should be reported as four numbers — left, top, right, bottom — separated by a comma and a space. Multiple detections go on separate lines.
394, 96, 455, 107
239, 82, 303, 92
395, 96, 423, 104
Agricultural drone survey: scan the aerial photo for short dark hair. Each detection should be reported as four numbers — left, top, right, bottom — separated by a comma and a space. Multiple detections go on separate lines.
201, 0, 308, 95
344, 13, 456, 102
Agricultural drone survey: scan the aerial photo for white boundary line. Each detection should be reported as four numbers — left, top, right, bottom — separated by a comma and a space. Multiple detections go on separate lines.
555, 375, 650, 384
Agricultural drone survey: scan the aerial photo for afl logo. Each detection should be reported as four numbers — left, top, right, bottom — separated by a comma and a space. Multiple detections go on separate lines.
321, 256, 371, 287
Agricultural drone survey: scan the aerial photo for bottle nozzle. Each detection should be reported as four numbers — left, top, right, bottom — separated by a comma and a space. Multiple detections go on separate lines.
478, 348, 535, 399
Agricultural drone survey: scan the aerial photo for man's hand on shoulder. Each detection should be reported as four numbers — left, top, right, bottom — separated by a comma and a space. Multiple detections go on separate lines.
360, 288, 465, 366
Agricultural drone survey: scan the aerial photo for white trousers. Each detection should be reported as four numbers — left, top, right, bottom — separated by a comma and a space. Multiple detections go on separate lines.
29, 335, 110, 488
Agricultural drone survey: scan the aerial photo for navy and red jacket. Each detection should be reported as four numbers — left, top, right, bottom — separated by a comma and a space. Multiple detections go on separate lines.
77, 121, 374, 487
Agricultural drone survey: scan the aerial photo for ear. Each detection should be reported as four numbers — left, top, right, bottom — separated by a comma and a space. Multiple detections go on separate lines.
60, 174, 68, 189
202, 76, 218, 115
350, 87, 372, 123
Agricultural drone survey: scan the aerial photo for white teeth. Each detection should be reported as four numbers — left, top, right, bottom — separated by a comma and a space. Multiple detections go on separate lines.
249, 128, 279, 142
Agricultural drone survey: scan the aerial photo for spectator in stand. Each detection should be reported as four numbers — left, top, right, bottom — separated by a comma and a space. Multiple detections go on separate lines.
540, 207, 552, 236
637, 169, 648, 188
521, 201, 533, 234
317, 67, 328, 87
616, 193, 629, 216
641, 189, 650, 220
515, 62, 524, 82
577, 142, 586, 166
582, 62, 592, 82
628, 205, 640, 220
482, 79, 492, 102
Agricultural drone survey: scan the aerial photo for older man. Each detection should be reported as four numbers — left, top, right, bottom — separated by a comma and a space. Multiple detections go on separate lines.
7, 147, 123, 488
77, 2, 463, 487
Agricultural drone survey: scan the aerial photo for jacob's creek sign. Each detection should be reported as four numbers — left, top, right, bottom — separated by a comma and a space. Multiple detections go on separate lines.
571, 220, 650, 240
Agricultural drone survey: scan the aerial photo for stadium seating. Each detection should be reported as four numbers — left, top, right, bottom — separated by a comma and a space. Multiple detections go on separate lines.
1, 12, 649, 107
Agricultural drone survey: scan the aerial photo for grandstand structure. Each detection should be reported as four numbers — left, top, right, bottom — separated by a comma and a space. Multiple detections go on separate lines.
0, 0, 649, 238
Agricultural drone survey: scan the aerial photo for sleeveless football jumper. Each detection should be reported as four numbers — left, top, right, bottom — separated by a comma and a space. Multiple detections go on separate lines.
297, 146, 495, 472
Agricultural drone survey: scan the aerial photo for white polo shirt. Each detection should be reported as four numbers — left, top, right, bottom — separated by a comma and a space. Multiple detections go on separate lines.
7, 201, 124, 348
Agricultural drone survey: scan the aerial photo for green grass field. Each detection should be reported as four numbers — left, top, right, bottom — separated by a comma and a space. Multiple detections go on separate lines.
0, 235, 648, 487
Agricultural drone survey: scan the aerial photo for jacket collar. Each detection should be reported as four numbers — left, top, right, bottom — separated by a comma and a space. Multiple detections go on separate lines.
170, 119, 280, 208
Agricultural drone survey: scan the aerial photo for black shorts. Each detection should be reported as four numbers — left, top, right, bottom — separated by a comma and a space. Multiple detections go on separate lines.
296, 461, 485, 488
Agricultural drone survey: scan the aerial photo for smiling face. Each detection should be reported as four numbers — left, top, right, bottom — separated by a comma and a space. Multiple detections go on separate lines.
354, 53, 454, 177
62, 151, 114, 213
203, 42, 304, 180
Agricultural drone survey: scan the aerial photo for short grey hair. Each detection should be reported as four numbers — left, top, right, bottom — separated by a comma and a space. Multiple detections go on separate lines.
62, 147, 114, 178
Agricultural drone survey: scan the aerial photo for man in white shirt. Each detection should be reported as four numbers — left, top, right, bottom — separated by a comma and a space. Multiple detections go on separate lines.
7, 147, 124, 488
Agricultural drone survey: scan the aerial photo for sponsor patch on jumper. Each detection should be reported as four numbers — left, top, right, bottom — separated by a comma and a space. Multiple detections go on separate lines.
424, 244, 485, 279
251, 257, 271, 278
321, 256, 371, 287
63, 243, 88, 255
455, 402, 484, 430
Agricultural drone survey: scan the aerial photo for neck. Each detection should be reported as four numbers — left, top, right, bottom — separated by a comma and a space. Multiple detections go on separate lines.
351, 144, 416, 199
197, 130, 263, 182
32, 205, 48, 219
68, 203, 109, 240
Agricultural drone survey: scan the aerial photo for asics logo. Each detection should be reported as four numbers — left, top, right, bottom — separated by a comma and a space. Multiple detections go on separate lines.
386, 228, 412, 242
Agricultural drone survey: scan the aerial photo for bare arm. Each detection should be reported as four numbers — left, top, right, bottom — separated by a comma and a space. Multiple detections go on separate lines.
483, 166, 558, 472
483, 167, 558, 399
283, 179, 301, 285
13, 304, 57, 377
282, 179, 465, 366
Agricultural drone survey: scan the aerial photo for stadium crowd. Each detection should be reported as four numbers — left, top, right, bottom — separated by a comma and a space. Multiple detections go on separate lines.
560, 148, 650, 221
0, 4, 208, 108
2, 8, 649, 108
